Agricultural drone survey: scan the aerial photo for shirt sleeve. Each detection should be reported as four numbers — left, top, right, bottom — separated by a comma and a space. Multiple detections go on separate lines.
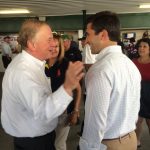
79, 67, 112, 150
15, 70, 72, 122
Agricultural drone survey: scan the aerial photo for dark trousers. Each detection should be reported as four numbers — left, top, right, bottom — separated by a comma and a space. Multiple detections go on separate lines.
14, 131, 56, 150
2, 55, 12, 68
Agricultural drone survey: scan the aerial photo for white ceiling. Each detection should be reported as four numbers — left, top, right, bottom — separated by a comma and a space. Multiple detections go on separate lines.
0, 0, 150, 17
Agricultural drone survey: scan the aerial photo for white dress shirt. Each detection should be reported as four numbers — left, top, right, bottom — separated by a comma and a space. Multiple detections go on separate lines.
82, 44, 97, 64
1, 50, 72, 137
1, 42, 12, 57
79, 45, 141, 150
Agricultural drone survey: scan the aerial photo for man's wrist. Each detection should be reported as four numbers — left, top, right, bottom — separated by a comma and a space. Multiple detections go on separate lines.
71, 109, 79, 115
63, 84, 72, 96
73, 108, 79, 112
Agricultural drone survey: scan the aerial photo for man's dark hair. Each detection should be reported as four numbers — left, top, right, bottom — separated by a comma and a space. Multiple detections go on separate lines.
86, 11, 120, 42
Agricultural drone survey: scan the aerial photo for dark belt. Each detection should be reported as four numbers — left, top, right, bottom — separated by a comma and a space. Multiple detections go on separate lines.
102, 131, 133, 141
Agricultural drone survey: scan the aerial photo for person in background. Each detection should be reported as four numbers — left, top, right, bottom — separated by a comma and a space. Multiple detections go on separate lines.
142, 30, 149, 39
117, 39, 126, 55
79, 11, 141, 150
132, 38, 150, 148
15, 36, 22, 53
1, 19, 84, 150
1, 36, 12, 68
62, 34, 82, 62
45, 34, 81, 150
78, 33, 97, 71
9, 38, 18, 53
62, 34, 82, 126
126, 37, 138, 59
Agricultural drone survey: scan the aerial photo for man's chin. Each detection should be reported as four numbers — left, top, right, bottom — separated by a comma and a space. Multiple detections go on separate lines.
45, 53, 52, 60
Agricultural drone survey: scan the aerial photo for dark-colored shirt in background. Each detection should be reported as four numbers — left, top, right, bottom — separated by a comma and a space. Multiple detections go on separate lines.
65, 43, 82, 62
45, 58, 74, 113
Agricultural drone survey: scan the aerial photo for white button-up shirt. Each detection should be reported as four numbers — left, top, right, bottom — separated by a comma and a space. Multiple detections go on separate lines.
1, 50, 72, 137
79, 45, 141, 150
1, 41, 12, 57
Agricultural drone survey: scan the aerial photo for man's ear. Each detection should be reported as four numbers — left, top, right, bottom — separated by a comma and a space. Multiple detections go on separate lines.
27, 40, 36, 52
101, 29, 109, 40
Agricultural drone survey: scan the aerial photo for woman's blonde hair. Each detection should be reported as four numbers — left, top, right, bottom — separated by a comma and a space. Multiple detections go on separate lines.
53, 33, 65, 63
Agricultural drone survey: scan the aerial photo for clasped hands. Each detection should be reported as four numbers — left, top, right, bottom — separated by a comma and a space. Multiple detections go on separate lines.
63, 61, 84, 96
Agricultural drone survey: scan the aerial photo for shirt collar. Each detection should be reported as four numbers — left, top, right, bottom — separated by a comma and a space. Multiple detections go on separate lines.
22, 50, 46, 69
96, 45, 122, 61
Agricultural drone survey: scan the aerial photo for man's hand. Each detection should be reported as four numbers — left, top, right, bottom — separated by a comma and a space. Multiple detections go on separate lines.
63, 61, 84, 95
68, 111, 79, 126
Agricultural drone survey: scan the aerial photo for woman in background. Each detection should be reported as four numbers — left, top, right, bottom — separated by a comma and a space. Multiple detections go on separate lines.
45, 34, 81, 150
132, 38, 150, 147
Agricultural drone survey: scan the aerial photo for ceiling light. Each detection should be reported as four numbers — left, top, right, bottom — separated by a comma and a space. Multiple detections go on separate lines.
0, 9, 30, 14
139, 4, 150, 8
